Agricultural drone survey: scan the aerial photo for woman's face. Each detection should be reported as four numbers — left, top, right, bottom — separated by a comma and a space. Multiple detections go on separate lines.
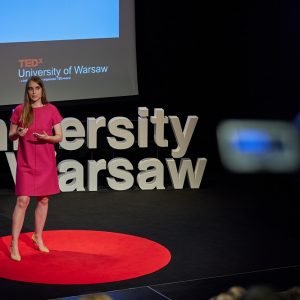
27, 81, 42, 103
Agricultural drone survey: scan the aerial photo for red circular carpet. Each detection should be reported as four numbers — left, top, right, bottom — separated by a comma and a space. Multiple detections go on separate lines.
0, 230, 171, 284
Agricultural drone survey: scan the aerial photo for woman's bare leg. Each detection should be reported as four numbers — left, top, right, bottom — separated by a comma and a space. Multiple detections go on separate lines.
33, 196, 49, 252
11, 196, 30, 260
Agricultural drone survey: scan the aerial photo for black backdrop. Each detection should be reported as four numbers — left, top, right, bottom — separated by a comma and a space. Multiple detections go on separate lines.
1, 1, 299, 191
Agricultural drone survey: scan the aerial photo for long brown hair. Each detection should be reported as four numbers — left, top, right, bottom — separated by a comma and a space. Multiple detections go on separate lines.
20, 76, 48, 127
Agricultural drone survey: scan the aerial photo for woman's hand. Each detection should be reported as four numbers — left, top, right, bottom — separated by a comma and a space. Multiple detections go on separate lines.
33, 131, 49, 140
17, 127, 28, 137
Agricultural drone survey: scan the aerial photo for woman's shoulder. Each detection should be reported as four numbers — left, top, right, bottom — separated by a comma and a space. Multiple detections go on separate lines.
13, 104, 23, 113
46, 102, 63, 120
47, 103, 56, 108
46, 103, 60, 111
10, 104, 23, 122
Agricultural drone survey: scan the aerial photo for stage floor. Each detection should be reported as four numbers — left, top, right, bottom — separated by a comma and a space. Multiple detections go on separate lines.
0, 174, 300, 299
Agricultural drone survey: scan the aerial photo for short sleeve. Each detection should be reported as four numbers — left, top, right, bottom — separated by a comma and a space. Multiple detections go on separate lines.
10, 104, 22, 125
51, 104, 63, 126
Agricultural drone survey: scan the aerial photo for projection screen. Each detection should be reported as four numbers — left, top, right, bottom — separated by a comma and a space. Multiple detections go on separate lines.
0, 0, 138, 106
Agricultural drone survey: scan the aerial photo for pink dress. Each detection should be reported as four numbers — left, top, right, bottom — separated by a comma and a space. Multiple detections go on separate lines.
10, 103, 63, 196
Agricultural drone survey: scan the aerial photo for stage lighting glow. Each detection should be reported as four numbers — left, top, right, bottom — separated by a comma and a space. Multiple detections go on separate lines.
217, 120, 300, 173
230, 129, 275, 154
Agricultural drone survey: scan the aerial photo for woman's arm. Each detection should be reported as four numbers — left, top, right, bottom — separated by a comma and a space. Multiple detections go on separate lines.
9, 123, 28, 141
33, 123, 63, 144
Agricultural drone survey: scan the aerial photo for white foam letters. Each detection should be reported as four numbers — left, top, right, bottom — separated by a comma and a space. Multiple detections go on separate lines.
150, 108, 169, 148
1, 107, 207, 192
166, 158, 207, 189
169, 115, 198, 158
87, 159, 107, 191
87, 117, 106, 149
58, 159, 85, 191
138, 107, 149, 148
107, 158, 134, 190
137, 158, 165, 190
60, 117, 85, 151
107, 117, 135, 150
0, 119, 8, 151
5, 152, 16, 183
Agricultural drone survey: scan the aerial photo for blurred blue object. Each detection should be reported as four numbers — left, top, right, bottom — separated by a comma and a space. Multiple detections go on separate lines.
230, 129, 280, 154
216, 120, 300, 173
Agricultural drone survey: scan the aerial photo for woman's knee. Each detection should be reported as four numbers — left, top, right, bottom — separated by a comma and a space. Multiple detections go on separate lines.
37, 196, 49, 206
17, 196, 30, 208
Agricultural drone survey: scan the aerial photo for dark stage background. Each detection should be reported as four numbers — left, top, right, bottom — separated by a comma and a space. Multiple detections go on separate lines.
1, 1, 300, 299
1, 1, 300, 187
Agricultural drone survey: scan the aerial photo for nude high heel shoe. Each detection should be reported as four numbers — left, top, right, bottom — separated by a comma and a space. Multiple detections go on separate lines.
32, 234, 50, 253
10, 244, 21, 262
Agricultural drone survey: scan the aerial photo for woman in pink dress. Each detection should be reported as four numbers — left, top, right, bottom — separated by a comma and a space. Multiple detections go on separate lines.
9, 76, 63, 262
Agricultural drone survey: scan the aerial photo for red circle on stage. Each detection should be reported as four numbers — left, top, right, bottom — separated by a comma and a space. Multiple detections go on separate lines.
0, 230, 171, 284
